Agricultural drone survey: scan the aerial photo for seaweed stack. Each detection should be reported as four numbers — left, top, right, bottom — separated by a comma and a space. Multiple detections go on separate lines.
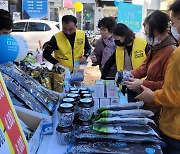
67, 102, 163, 153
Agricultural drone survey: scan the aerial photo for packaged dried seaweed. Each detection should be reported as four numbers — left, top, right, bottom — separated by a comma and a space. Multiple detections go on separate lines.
96, 101, 144, 115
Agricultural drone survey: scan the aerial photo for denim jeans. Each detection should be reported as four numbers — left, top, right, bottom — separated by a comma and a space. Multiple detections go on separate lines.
160, 131, 180, 154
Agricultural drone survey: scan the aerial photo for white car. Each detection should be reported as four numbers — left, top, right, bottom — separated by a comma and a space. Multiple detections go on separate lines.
11, 19, 60, 51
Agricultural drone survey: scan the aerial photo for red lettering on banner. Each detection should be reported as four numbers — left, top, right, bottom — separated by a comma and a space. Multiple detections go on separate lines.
0, 81, 27, 154
0, 84, 4, 99
15, 136, 26, 154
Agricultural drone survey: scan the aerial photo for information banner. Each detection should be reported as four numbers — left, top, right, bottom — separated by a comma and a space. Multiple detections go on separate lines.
0, 73, 28, 154
117, 2, 142, 32
22, 0, 48, 19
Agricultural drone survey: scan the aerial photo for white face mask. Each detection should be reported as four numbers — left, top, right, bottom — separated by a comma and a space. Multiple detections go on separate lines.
145, 36, 161, 46
171, 23, 180, 40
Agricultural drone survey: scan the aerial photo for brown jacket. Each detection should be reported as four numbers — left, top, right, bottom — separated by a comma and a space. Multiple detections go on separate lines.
131, 45, 175, 91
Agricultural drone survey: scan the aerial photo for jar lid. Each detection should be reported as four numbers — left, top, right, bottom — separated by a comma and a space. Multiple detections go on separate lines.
81, 91, 90, 94
62, 97, 75, 103
69, 87, 78, 91
58, 103, 74, 113
67, 93, 80, 98
79, 98, 94, 108
80, 87, 88, 91
70, 91, 79, 94
80, 98, 92, 103
60, 103, 73, 108
83, 94, 92, 97
56, 124, 73, 133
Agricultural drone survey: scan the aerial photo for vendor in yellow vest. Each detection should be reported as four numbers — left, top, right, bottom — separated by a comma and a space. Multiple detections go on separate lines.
135, 1, 180, 153
43, 15, 91, 72
101, 23, 147, 102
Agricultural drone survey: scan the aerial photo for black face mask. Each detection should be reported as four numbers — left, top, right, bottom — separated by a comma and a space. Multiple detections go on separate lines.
115, 40, 125, 46
64, 33, 75, 39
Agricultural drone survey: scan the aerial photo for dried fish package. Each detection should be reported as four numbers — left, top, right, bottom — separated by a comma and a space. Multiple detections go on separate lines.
0, 63, 59, 112
2, 73, 51, 115
1, 63, 59, 101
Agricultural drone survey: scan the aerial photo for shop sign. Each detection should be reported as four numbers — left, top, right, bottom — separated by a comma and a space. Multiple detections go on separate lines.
22, 0, 48, 19
117, 2, 142, 32
0, 73, 28, 154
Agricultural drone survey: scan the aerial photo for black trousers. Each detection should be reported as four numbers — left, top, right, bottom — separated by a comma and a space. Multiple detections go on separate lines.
160, 131, 180, 154
121, 85, 138, 102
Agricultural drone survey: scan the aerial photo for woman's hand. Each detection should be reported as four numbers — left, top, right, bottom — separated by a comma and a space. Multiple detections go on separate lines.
135, 85, 160, 107
91, 55, 97, 63
79, 56, 87, 64
125, 78, 143, 92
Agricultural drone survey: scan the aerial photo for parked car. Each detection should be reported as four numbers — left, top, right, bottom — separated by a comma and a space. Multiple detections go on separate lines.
11, 19, 60, 51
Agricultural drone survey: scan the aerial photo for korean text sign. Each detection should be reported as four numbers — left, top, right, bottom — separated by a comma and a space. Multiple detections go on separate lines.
117, 2, 142, 32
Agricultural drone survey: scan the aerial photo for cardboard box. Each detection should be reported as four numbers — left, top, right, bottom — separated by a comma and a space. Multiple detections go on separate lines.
15, 105, 58, 135
15, 108, 44, 154
99, 98, 111, 107
93, 98, 100, 111
110, 98, 120, 106
105, 80, 118, 98
93, 80, 105, 98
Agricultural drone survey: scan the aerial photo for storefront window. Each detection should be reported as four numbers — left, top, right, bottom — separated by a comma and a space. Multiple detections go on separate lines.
76, 3, 94, 37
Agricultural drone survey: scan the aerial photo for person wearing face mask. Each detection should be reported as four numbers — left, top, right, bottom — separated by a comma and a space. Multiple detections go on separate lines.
134, 1, 180, 153
170, 0, 180, 46
101, 23, 147, 102
43, 15, 91, 72
125, 10, 176, 125
91, 17, 117, 79
0, 9, 13, 35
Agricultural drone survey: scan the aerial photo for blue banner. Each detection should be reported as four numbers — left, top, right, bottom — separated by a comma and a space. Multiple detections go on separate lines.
117, 3, 142, 32
22, 0, 48, 19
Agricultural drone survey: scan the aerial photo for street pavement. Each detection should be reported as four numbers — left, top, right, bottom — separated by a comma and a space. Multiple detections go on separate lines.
82, 58, 101, 86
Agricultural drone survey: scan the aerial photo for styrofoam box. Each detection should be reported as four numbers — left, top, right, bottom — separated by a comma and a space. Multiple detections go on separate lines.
105, 80, 118, 98
15, 108, 44, 154
15, 105, 58, 135
106, 84, 118, 98
99, 98, 111, 107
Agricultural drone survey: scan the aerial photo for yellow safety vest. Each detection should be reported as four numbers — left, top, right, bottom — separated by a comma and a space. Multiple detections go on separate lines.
54, 29, 85, 72
116, 37, 146, 71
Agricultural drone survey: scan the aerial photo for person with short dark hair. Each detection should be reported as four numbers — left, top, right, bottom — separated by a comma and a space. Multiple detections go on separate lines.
135, 1, 180, 154
91, 17, 117, 79
0, 9, 13, 35
101, 23, 147, 102
169, 0, 180, 45
43, 15, 91, 72
125, 10, 176, 124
